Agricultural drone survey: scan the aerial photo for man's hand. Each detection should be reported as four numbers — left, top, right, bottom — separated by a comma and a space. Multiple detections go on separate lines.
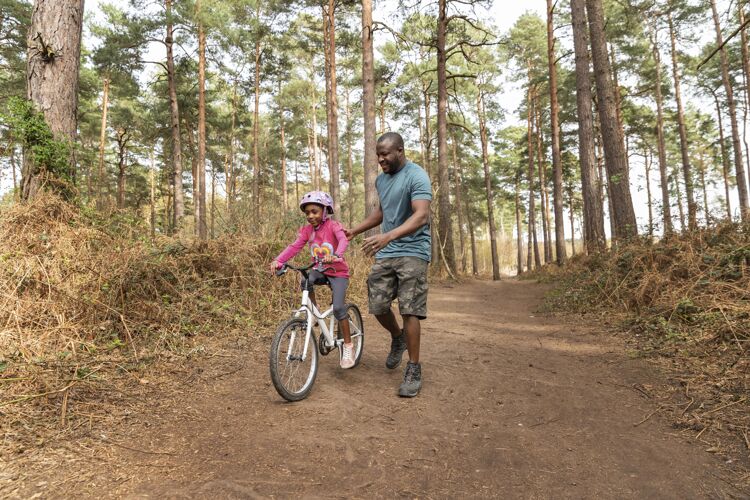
344, 228, 356, 241
362, 233, 392, 256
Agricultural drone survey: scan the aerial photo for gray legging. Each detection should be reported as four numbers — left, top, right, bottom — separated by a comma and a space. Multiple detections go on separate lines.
303, 270, 349, 320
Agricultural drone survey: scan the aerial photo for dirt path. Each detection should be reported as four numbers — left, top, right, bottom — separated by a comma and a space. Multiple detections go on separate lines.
23, 280, 748, 498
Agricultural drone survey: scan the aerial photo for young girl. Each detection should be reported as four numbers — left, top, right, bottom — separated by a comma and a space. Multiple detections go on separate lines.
270, 191, 356, 369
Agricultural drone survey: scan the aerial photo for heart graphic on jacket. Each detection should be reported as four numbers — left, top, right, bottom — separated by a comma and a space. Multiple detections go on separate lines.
311, 242, 334, 260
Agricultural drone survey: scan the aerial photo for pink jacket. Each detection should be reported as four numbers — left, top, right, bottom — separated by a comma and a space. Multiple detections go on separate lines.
275, 219, 350, 278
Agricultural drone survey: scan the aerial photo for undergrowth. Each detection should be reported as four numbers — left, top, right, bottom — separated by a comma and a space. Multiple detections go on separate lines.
534, 225, 750, 478
0, 194, 369, 454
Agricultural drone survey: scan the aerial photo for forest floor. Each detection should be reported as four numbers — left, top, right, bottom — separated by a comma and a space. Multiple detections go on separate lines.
2, 278, 749, 499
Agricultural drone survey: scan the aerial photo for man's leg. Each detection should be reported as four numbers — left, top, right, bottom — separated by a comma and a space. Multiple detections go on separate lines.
375, 309, 401, 338
402, 314, 420, 363
376, 310, 408, 369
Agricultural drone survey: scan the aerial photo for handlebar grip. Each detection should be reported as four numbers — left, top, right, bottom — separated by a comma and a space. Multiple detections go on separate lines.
274, 265, 287, 276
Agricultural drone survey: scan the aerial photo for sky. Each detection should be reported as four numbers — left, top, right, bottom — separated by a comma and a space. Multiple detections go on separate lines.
6, 0, 743, 237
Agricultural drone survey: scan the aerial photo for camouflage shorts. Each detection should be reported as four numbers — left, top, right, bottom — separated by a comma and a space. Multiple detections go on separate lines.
367, 256, 429, 320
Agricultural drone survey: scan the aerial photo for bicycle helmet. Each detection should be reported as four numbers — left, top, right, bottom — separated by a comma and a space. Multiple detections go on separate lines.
299, 191, 334, 219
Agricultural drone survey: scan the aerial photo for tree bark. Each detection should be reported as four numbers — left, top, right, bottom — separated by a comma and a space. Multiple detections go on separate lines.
115, 128, 129, 209
649, 29, 673, 235
546, 0, 566, 264
345, 89, 354, 227
22, 0, 84, 200
535, 105, 552, 263
713, 92, 733, 219
451, 133, 467, 274
96, 77, 109, 207
166, 0, 184, 231
477, 89, 500, 280
252, 12, 262, 221
740, 5, 750, 200
527, 84, 541, 270
667, 12, 697, 230
515, 169, 524, 275
436, 0, 456, 275
323, 0, 340, 215
362, 0, 378, 234
197, 5, 207, 240
711, 0, 749, 220
150, 147, 156, 238
571, 0, 606, 253
586, 0, 637, 240
644, 148, 654, 237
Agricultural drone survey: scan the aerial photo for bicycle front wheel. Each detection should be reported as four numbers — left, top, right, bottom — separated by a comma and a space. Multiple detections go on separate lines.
343, 304, 364, 367
270, 318, 318, 401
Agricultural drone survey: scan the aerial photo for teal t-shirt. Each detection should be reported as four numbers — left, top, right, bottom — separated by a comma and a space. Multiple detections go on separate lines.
375, 161, 432, 262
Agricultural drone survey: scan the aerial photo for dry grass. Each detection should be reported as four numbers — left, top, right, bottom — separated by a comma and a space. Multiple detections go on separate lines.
0, 194, 369, 475
537, 224, 750, 479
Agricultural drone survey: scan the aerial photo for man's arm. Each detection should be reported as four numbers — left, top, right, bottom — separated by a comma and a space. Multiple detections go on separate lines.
362, 199, 430, 256
345, 204, 383, 240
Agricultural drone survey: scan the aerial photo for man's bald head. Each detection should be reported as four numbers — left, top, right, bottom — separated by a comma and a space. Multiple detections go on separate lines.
376, 132, 407, 174
377, 132, 404, 150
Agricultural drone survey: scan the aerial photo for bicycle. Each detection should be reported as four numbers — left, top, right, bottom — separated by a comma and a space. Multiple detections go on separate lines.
269, 260, 364, 401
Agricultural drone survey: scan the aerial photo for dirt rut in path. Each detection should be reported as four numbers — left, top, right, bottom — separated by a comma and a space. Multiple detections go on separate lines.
64, 280, 745, 497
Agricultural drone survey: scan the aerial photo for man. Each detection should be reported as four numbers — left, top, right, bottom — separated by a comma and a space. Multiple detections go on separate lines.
345, 132, 432, 397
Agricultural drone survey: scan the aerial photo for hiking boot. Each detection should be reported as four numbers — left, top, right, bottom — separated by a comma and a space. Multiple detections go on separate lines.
340, 342, 355, 369
398, 361, 422, 397
385, 331, 407, 369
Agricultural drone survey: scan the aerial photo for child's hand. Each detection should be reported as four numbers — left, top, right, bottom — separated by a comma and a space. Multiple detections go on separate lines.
322, 255, 339, 264
270, 260, 282, 274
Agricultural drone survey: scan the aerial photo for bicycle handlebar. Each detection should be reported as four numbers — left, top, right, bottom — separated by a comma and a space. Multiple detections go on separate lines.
275, 258, 342, 276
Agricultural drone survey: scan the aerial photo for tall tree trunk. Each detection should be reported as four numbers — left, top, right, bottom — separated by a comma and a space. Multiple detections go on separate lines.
477, 89, 500, 280
96, 77, 109, 207
228, 80, 237, 220
436, 0, 456, 275
699, 152, 709, 223
546, 0, 566, 264
673, 169, 685, 230
211, 163, 216, 239
362, 0, 378, 233
515, 169, 524, 275
711, 0, 749, 220
535, 105, 552, 263
253, 18, 262, 221
644, 148, 654, 237
280, 107, 288, 211
467, 195, 478, 276
345, 89, 354, 227
713, 92, 733, 219
571, 0, 606, 253
740, 4, 750, 197
586, 0, 637, 240
166, 0, 184, 231
150, 146, 156, 238
451, 132, 467, 274
115, 128, 128, 209
650, 30, 673, 235
11, 145, 18, 201
527, 83, 541, 270
22, 0, 84, 200
423, 86, 433, 180
667, 12, 697, 230
323, 0, 340, 214
197, 6, 207, 240
569, 190, 576, 256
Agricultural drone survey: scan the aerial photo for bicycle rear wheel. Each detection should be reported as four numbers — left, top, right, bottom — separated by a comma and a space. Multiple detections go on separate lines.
270, 318, 318, 401
343, 304, 364, 367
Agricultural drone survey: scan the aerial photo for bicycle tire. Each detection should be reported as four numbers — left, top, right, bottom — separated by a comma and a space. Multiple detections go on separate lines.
343, 304, 365, 367
269, 317, 318, 401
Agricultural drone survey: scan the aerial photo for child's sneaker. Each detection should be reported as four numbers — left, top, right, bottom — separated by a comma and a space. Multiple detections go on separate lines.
340, 342, 355, 369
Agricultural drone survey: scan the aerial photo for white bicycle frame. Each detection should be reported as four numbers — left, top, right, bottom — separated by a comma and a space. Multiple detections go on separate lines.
291, 287, 338, 362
